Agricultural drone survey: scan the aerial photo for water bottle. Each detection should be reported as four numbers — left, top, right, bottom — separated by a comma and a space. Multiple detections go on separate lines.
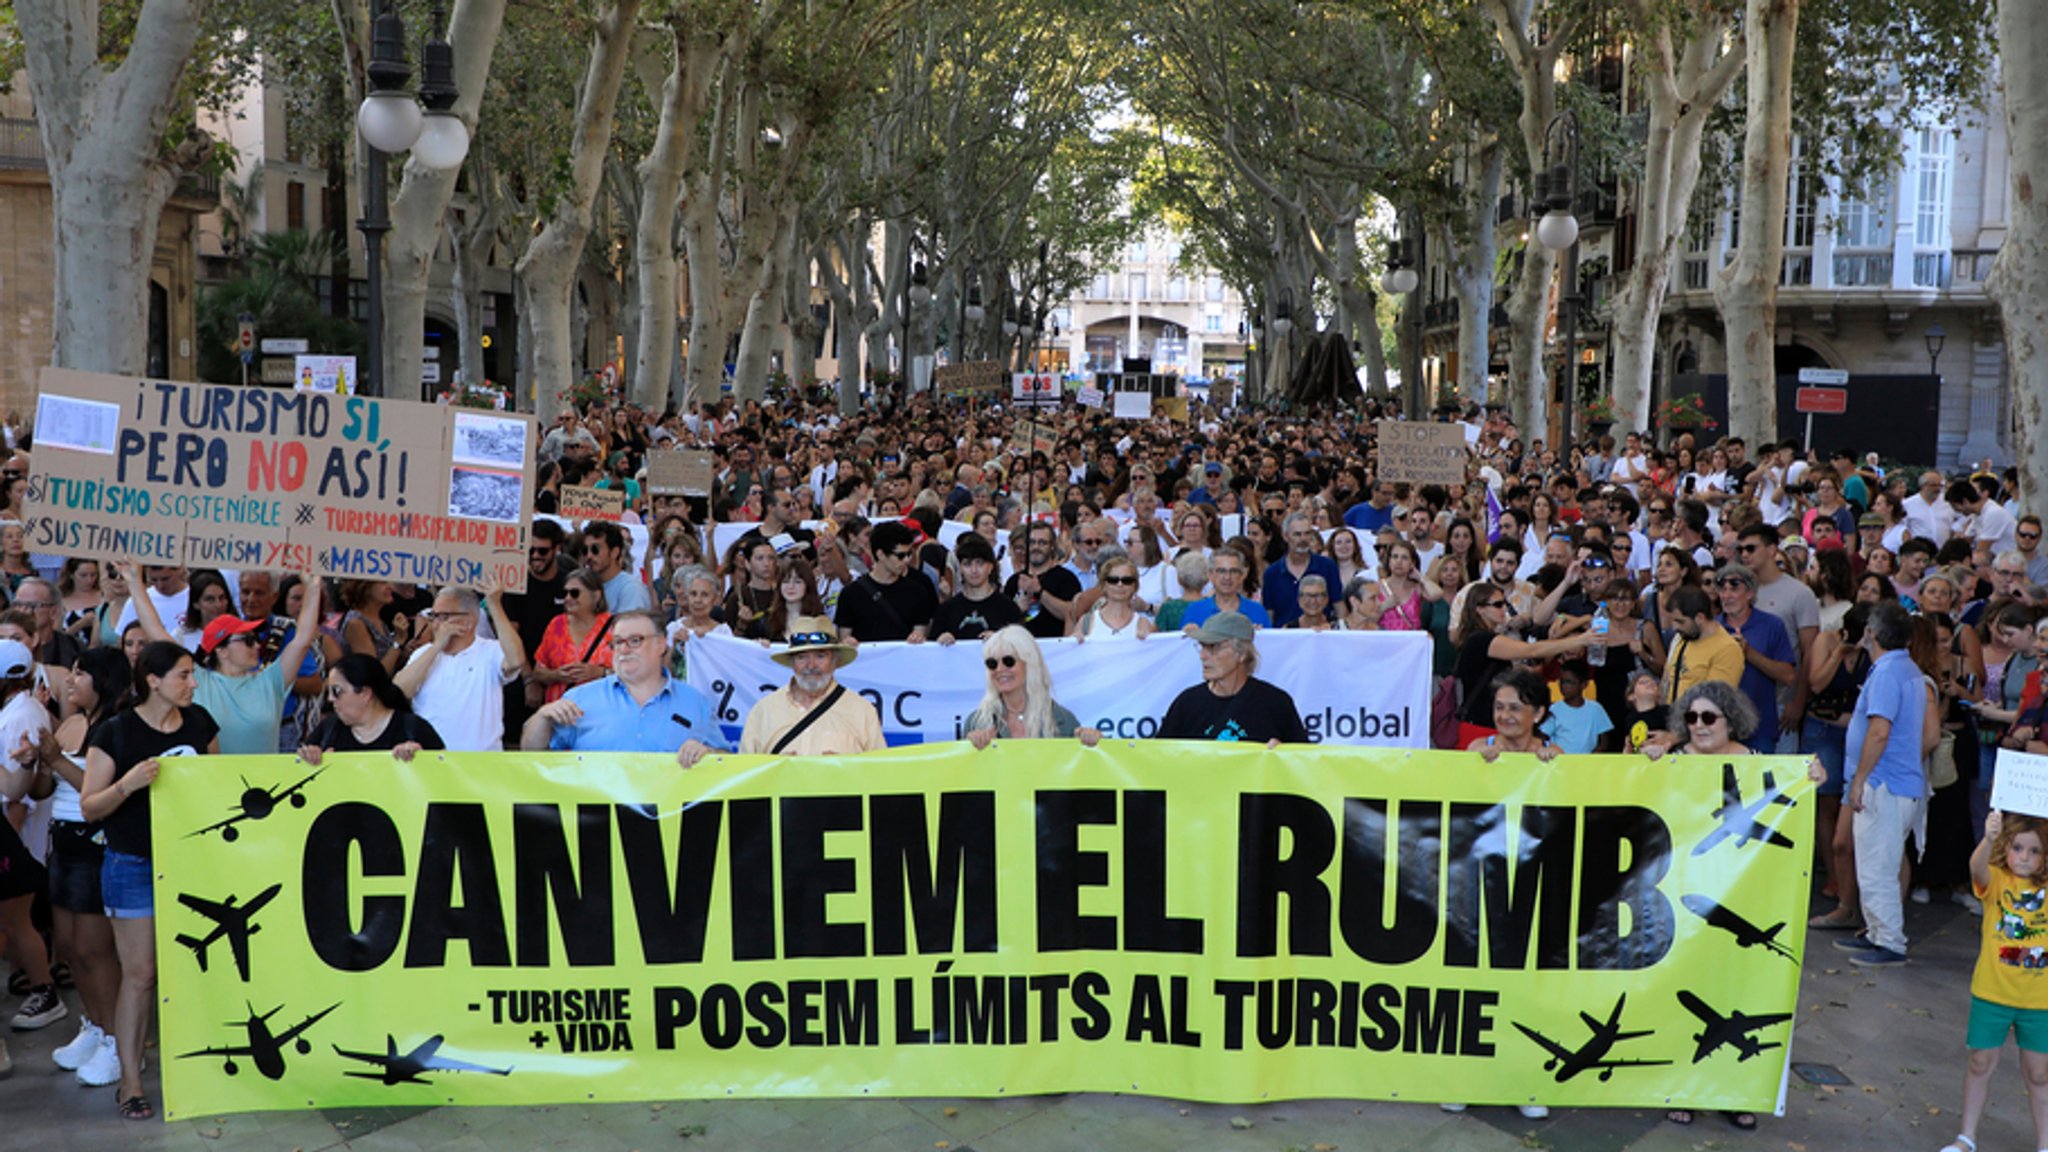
1588, 603, 1610, 667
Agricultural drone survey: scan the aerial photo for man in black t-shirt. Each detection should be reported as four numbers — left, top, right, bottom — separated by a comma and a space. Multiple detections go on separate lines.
1002, 520, 1080, 640
500, 519, 569, 744
1156, 612, 1309, 745
833, 520, 937, 642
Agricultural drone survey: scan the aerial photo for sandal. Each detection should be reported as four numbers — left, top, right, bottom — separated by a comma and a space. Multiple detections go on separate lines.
1808, 909, 1864, 930
1666, 1110, 1694, 1125
118, 1093, 154, 1121
1724, 1111, 1757, 1130
1938, 1136, 1976, 1152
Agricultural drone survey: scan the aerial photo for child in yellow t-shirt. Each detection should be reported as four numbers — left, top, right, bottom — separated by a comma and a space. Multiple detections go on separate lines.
1941, 810, 2048, 1152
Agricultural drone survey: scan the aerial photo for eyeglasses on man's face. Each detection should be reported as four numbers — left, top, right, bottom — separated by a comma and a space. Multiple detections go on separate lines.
612, 633, 657, 651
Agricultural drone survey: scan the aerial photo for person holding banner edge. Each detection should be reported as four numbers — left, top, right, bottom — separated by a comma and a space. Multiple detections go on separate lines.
521, 610, 724, 763
963, 626, 1101, 747
737, 618, 885, 757
79, 641, 221, 1121
1157, 612, 1306, 746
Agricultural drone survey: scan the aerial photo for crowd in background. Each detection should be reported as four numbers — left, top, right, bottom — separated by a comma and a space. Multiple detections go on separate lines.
0, 384, 2038, 1124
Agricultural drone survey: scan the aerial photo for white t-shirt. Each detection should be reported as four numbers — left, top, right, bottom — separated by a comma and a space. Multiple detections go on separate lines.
1977, 500, 2019, 556
406, 638, 517, 752
115, 584, 194, 650
0, 691, 52, 862
1902, 493, 1954, 546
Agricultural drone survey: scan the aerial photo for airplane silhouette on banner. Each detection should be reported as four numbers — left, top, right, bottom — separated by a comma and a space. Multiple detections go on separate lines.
1677, 990, 1794, 1063
332, 1034, 513, 1086
1513, 994, 1673, 1083
178, 1002, 339, 1080
174, 883, 283, 981
1692, 763, 1797, 857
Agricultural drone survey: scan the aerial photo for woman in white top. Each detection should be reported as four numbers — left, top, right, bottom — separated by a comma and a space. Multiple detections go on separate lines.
1684, 446, 1733, 532
1071, 555, 1155, 640
1125, 524, 1175, 611
23, 646, 130, 1084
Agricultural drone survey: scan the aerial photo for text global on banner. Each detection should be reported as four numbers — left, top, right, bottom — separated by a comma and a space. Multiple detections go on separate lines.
153, 746, 1813, 1118
685, 631, 1431, 747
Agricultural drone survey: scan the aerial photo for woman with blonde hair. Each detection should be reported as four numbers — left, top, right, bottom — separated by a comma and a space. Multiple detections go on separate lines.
962, 625, 1101, 747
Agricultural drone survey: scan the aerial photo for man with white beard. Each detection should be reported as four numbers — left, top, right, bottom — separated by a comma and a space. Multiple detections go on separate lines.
736, 617, 885, 756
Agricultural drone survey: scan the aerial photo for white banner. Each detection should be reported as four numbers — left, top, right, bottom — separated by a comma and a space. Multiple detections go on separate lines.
684, 629, 1430, 749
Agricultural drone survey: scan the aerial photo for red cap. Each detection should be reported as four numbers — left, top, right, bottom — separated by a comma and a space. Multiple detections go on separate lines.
200, 614, 263, 655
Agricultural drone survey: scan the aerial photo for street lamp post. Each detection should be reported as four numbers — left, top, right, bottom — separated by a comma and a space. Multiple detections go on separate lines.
1380, 230, 1424, 418
1534, 109, 1583, 449
355, 3, 468, 399
1924, 323, 1946, 381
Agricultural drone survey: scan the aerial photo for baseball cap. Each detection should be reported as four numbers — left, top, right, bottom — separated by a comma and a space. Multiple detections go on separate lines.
0, 639, 32, 679
200, 614, 264, 655
1189, 611, 1257, 644
1205, 462, 1223, 475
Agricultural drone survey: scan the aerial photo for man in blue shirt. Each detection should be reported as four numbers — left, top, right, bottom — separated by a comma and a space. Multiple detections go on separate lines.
1262, 513, 1342, 627
1180, 548, 1272, 630
1840, 602, 1927, 967
1343, 479, 1399, 534
1185, 462, 1228, 506
1713, 564, 1797, 749
519, 610, 725, 765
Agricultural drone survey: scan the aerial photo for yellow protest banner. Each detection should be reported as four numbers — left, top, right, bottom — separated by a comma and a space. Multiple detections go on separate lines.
153, 745, 1812, 1119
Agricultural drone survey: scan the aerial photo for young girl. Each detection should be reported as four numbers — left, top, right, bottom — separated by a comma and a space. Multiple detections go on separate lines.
1942, 810, 2048, 1152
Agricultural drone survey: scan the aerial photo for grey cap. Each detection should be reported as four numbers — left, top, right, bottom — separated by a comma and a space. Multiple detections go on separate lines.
1189, 610, 1256, 644
1717, 562, 1757, 588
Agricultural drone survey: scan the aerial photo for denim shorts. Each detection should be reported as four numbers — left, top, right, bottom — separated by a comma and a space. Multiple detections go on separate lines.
100, 849, 154, 919
1803, 718, 1847, 798
1967, 996, 2048, 1053
47, 821, 105, 914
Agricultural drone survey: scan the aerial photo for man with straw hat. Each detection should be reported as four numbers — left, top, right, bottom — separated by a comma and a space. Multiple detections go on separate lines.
737, 616, 885, 756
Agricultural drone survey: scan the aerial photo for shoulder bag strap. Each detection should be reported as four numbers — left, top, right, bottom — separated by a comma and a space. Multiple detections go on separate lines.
771, 685, 847, 755
578, 615, 615, 663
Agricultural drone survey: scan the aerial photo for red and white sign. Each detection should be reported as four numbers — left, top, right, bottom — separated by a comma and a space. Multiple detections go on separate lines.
1795, 387, 1846, 415
1011, 373, 1059, 407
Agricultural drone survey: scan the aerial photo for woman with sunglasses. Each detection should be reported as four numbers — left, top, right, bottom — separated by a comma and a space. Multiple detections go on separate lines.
963, 626, 1101, 748
530, 568, 613, 705
119, 561, 322, 755
297, 653, 444, 762
1649, 678, 1822, 1131
1071, 555, 1156, 639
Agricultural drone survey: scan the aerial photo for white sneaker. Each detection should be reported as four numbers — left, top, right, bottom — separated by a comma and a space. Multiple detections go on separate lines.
1519, 1105, 1550, 1120
75, 1033, 120, 1087
1438, 1103, 1467, 1113
52, 1019, 102, 1070
1953, 890, 1985, 916
1911, 886, 1931, 905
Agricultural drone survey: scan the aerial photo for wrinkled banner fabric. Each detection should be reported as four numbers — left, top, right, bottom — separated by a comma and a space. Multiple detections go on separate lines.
153, 744, 1811, 1118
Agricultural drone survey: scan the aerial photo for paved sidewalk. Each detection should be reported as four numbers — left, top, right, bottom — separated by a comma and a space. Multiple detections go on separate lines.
0, 893, 2022, 1152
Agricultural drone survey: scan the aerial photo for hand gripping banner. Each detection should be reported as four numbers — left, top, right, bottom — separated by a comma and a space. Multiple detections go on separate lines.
152, 744, 1812, 1118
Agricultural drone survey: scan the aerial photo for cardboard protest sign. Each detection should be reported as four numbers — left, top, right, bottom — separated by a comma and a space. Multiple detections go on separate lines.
24, 367, 536, 590
1375, 419, 1469, 486
1156, 396, 1189, 423
559, 484, 627, 522
1012, 372, 1060, 407
934, 361, 1005, 397
1077, 385, 1105, 409
1007, 420, 1055, 457
1993, 750, 2048, 818
646, 449, 715, 497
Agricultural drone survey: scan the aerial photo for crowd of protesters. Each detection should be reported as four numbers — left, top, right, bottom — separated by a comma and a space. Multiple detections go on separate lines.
0, 383, 2039, 1128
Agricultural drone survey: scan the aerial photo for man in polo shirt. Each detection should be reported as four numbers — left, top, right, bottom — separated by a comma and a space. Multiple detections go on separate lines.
395, 575, 528, 751
1343, 479, 1399, 534
1262, 514, 1341, 628
522, 610, 725, 763
1713, 564, 1798, 749
1839, 602, 1928, 967
738, 618, 885, 756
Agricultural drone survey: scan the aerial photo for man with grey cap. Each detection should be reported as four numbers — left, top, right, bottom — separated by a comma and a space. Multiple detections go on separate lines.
1713, 562, 1798, 749
737, 616, 885, 756
1156, 611, 1308, 745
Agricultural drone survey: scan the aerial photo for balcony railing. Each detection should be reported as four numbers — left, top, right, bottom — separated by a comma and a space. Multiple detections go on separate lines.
1832, 250, 1892, 287
1, 115, 218, 205
0, 118, 45, 170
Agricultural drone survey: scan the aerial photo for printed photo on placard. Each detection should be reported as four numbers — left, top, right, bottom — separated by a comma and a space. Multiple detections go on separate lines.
451, 412, 529, 469
447, 468, 523, 524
